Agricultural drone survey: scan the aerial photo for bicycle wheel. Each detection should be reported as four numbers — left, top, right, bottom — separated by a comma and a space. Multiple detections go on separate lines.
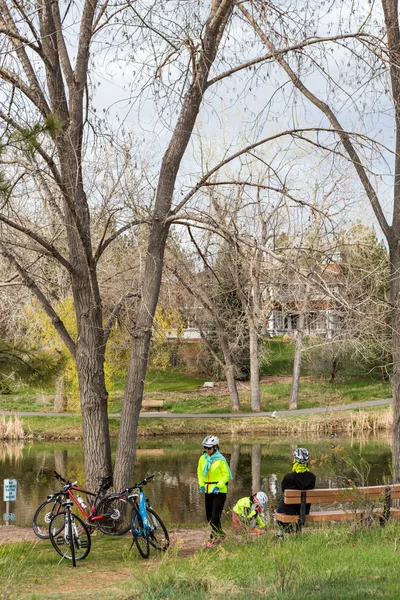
49, 512, 91, 561
95, 494, 132, 536
131, 508, 150, 558
147, 508, 169, 551
32, 497, 62, 539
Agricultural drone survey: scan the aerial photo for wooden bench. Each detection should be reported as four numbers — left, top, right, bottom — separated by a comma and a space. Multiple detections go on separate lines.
140, 400, 164, 412
275, 485, 400, 531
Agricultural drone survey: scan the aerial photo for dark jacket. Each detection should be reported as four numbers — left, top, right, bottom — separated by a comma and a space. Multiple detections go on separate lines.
280, 471, 316, 515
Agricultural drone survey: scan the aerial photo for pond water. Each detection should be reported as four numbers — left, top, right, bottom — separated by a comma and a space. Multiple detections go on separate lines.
0, 433, 393, 529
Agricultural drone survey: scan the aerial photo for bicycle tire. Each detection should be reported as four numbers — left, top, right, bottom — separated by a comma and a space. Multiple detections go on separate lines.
32, 497, 62, 539
95, 494, 132, 536
131, 508, 150, 558
68, 512, 76, 567
147, 508, 169, 551
49, 512, 91, 561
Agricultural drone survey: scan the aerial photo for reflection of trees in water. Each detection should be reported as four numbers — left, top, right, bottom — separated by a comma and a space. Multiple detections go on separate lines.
1, 437, 395, 527
0, 441, 24, 463
251, 444, 262, 493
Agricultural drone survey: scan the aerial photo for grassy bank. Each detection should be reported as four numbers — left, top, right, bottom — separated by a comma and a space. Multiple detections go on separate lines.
3, 524, 400, 599
3, 404, 392, 440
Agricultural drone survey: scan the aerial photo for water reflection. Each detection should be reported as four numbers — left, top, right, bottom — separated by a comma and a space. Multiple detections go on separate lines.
0, 433, 393, 528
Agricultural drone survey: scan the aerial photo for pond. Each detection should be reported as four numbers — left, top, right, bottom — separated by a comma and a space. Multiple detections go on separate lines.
0, 433, 393, 529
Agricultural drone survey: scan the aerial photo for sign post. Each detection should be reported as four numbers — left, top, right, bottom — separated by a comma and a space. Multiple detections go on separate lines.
3, 479, 17, 526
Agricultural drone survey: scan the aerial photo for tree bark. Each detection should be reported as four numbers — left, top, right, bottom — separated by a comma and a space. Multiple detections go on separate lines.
113, 0, 235, 488
289, 311, 306, 410
54, 375, 67, 412
251, 444, 262, 493
390, 244, 400, 482
249, 323, 261, 411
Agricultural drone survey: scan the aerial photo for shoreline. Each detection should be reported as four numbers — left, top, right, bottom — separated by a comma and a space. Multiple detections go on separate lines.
0, 402, 394, 440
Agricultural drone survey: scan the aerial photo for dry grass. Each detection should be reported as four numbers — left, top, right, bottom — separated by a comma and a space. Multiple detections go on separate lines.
0, 416, 25, 440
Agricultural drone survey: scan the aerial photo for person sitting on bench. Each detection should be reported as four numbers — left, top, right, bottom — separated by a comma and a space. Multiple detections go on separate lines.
276, 447, 316, 533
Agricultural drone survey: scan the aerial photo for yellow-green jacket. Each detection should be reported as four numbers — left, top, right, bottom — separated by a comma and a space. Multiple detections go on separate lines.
233, 496, 266, 528
197, 453, 231, 493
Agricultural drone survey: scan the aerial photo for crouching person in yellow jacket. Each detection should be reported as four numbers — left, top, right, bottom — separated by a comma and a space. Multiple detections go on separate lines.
197, 435, 232, 548
232, 492, 268, 534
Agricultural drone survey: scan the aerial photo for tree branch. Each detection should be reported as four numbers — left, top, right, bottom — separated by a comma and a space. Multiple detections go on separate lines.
0, 245, 76, 357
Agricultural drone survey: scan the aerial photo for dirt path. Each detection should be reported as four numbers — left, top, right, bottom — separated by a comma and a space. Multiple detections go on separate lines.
0, 524, 208, 556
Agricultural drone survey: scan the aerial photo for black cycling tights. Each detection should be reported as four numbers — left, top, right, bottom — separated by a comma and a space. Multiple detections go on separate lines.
205, 492, 226, 538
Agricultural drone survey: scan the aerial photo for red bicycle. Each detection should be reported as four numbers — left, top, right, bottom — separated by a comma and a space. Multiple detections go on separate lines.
33, 471, 134, 538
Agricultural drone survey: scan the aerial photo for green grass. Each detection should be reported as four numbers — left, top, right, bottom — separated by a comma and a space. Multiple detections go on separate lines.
4, 524, 400, 599
159, 378, 391, 414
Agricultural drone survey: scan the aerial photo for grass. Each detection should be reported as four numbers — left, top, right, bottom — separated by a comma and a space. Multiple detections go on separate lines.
4, 523, 400, 599
158, 378, 391, 414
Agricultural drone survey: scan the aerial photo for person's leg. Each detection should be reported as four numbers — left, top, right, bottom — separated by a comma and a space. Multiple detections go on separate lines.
276, 497, 292, 533
205, 493, 214, 541
209, 493, 226, 539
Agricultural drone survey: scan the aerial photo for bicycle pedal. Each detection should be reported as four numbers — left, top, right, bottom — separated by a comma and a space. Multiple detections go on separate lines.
56, 537, 65, 545
80, 540, 89, 548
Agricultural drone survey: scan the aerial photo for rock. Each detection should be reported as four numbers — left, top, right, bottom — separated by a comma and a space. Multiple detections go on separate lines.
203, 382, 215, 388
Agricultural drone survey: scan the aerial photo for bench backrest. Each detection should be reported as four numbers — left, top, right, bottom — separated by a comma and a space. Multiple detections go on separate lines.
284, 484, 400, 504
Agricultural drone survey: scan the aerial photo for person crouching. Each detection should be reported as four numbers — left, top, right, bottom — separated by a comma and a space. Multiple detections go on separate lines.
232, 491, 268, 534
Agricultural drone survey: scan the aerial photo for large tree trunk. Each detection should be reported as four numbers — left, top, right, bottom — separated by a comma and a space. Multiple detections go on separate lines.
218, 324, 240, 411
54, 375, 67, 413
251, 444, 262, 493
289, 311, 306, 410
249, 323, 261, 411
114, 222, 169, 488
391, 245, 400, 482
113, 1, 235, 489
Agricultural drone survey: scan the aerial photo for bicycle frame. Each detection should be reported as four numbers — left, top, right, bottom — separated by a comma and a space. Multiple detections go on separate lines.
132, 491, 150, 533
51, 472, 113, 524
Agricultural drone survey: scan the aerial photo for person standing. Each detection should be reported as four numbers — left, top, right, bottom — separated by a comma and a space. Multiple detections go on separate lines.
276, 447, 316, 534
197, 435, 232, 547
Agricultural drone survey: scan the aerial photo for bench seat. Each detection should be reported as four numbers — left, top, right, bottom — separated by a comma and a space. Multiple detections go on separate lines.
274, 484, 400, 529
275, 507, 400, 524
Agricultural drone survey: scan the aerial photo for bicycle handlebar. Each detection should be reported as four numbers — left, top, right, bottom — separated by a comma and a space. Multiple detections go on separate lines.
54, 471, 70, 485
131, 474, 155, 489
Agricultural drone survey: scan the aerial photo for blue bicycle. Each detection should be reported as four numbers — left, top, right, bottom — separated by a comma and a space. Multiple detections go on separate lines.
129, 474, 169, 558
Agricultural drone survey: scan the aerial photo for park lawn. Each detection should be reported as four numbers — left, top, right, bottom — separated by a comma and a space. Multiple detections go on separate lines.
0, 371, 205, 414
3, 524, 400, 600
160, 378, 391, 414
0, 377, 391, 417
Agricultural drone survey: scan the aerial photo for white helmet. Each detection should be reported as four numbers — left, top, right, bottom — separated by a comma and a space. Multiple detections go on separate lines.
254, 491, 268, 509
202, 435, 219, 448
293, 447, 310, 464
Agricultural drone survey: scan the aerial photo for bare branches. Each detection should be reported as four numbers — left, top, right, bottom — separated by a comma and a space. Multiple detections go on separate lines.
238, 2, 392, 242
0, 212, 72, 272
0, 245, 76, 357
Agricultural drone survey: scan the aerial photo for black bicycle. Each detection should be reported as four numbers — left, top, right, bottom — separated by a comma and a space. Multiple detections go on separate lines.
49, 499, 91, 567
33, 472, 133, 539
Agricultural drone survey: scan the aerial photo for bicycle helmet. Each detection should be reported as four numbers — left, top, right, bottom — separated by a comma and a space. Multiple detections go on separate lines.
293, 447, 310, 464
202, 435, 219, 448
253, 491, 268, 509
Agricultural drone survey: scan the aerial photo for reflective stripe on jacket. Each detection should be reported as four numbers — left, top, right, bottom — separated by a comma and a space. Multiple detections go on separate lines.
197, 453, 230, 493
232, 496, 266, 528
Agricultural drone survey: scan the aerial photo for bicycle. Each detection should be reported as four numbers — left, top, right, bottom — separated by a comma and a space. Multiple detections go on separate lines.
129, 474, 169, 559
49, 498, 91, 567
33, 471, 133, 539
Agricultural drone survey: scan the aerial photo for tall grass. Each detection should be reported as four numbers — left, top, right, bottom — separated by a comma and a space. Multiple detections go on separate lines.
0, 543, 36, 600
0, 416, 25, 439
124, 524, 400, 600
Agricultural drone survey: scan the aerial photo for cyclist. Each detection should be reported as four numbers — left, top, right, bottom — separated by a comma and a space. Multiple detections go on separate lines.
232, 491, 268, 534
197, 435, 232, 547
276, 447, 316, 534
